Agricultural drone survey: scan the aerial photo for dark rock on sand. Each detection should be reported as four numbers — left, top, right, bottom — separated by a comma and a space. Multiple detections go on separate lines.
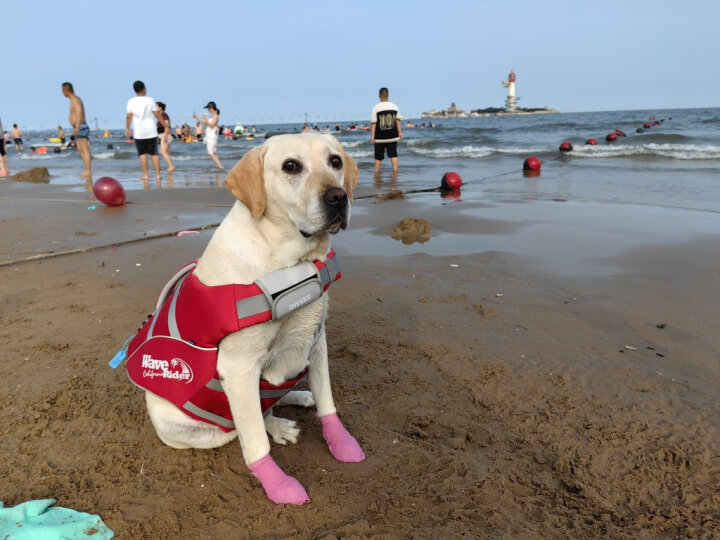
11, 167, 51, 183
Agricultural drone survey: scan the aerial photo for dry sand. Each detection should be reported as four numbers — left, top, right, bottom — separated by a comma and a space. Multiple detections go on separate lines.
1, 181, 719, 538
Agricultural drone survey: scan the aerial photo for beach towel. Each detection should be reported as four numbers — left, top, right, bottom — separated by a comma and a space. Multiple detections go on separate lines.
0, 499, 114, 539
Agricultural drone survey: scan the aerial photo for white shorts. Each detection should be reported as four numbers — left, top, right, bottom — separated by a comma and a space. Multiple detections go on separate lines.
205, 137, 217, 155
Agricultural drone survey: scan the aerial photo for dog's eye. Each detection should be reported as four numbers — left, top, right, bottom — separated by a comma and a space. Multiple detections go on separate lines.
329, 155, 343, 170
282, 159, 302, 174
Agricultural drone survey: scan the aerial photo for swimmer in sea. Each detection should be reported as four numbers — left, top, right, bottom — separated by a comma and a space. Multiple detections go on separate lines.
61, 82, 92, 177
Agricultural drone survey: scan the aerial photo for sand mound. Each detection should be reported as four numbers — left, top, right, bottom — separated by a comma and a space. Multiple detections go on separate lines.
11, 167, 51, 183
392, 217, 431, 245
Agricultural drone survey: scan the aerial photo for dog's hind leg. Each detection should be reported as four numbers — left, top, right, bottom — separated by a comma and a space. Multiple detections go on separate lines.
145, 392, 238, 449
275, 390, 315, 408
264, 410, 301, 445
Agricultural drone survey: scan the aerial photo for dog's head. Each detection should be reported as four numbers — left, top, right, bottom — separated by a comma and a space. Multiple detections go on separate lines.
225, 133, 359, 238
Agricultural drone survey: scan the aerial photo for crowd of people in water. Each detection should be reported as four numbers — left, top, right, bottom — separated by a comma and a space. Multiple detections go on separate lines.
0, 83, 435, 179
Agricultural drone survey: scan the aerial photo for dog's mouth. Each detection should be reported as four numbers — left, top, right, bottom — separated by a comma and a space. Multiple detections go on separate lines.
299, 215, 346, 238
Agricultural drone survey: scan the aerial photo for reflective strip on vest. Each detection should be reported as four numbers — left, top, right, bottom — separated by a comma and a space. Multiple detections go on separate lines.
206, 378, 223, 392
182, 400, 236, 429
167, 274, 189, 339
236, 294, 271, 321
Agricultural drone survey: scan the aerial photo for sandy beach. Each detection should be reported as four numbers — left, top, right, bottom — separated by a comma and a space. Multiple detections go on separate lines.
0, 175, 718, 538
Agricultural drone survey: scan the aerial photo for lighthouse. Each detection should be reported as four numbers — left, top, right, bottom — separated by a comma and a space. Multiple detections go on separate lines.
501, 70, 519, 113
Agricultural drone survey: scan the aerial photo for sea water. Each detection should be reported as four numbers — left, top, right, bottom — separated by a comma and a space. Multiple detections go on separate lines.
6, 107, 720, 272
11, 107, 720, 213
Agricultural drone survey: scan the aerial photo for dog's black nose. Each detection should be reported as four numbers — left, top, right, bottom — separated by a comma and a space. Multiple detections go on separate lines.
323, 187, 348, 208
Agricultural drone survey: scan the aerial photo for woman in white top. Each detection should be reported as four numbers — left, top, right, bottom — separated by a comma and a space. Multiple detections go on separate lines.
193, 101, 223, 169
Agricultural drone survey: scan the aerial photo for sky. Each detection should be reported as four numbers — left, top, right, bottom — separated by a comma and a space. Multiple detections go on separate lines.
2, 0, 718, 129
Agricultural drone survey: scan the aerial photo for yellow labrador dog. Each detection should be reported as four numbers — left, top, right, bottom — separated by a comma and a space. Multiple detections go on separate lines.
143, 134, 364, 505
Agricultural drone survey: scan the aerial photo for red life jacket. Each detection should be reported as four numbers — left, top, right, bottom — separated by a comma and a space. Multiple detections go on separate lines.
122, 251, 341, 432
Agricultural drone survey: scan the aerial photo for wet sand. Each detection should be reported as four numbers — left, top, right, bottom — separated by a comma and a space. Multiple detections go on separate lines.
0, 179, 719, 537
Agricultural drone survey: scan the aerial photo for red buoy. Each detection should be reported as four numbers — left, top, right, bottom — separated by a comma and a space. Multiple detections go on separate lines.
614, 130, 627, 137
585, 138, 598, 145
606, 133, 618, 142
441, 172, 462, 191
559, 141, 573, 152
93, 176, 126, 206
653, 121, 660, 126
523, 156, 542, 171
643, 123, 651, 128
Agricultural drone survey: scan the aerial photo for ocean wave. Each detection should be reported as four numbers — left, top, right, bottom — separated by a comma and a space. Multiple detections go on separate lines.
404, 139, 433, 147
410, 145, 546, 159
341, 140, 366, 148
92, 151, 116, 159
19, 153, 70, 160
347, 150, 373, 158
568, 143, 720, 160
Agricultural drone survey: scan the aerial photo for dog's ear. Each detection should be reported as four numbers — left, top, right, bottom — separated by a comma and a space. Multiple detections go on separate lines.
328, 137, 359, 201
342, 151, 359, 202
225, 146, 267, 218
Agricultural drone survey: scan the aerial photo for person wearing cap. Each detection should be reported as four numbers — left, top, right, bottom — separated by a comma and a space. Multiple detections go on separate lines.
193, 102, 223, 169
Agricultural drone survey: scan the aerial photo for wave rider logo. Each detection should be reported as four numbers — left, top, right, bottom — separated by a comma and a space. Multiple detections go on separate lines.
141, 354, 194, 383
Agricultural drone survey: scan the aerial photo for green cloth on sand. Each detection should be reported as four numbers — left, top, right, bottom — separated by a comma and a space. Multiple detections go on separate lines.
0, 499, 114, 539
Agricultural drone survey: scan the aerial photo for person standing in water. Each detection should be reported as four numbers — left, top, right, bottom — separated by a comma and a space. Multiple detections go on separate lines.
58, 125, 66, 145
155, 102, 174, 172
193, 101, 223, 169
370, 87, 402, 174
125, 80, 168, 181
11, 124, 24, 153
61, 82, 92, 177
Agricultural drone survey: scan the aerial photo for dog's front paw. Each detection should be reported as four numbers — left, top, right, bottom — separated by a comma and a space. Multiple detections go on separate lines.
319, 413, 365, 463
248, 454, 310, 505
265, 415, 300, 445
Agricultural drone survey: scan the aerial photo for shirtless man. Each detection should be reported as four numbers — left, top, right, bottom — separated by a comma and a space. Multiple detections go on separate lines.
11, 125, 23, 153
61, 82, 92, 177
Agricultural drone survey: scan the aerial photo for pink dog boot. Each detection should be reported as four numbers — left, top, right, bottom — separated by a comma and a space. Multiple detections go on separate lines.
248, 454, 310, 505
319, 413, 366, 462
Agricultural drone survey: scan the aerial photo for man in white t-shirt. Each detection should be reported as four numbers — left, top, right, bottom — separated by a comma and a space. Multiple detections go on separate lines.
125, 80, 169, 181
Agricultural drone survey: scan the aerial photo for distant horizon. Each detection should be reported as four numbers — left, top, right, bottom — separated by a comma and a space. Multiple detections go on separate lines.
3, 105, 717, 133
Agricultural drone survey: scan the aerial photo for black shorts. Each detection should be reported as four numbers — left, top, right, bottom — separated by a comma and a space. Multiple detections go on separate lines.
0, 139, 5, 156
374, 141, 398, 161
135, 137, 158, 156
